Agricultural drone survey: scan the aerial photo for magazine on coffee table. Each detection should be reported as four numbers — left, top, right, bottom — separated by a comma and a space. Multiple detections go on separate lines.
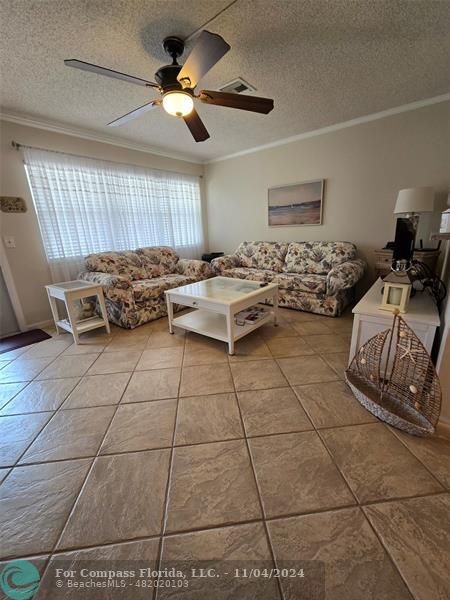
235, 305, 268, 326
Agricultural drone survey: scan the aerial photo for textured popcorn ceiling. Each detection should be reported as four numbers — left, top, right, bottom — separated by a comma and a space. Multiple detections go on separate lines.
1, 0, 449, 161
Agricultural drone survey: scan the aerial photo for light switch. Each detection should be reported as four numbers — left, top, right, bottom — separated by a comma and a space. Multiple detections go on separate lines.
4, 236, 16, 248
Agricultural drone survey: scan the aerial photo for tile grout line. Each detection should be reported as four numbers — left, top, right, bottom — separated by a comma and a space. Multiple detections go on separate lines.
315, 428, 365, 507
274, 317, 353, 524
307, 399, 447, 508
153, 329, 187, 600
266, 325, 363, 585
0, 410, 60, 485
359, 504, 417, 599
8, 426, 324, 465
3, 374, 369, 418
0, 379, 81, 417
385, 424, 449, 490
8, 433, 447, 505
52, 533, 162, 557
0, 335, 72, 365
292, 393, 448, 495
231, 359, 285, 600
0, 384, 29, 411
357, 489, 450, 508
5, 490, 449, 562
62, 372, 133, 411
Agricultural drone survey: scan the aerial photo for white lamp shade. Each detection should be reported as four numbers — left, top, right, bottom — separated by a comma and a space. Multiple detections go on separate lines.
394, 187, 434, 214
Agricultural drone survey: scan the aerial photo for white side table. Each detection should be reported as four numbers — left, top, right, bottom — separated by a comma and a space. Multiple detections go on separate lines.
46, 280, 111, 344
349, 278, 440, 366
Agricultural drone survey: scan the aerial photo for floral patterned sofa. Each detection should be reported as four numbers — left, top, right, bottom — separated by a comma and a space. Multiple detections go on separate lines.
78, 246, 212, 328
211, 241, 366, 317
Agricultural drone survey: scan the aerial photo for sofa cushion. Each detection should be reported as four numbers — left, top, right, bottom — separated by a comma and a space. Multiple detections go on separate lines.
85, 251, 146, 280
284, 242, 356, 275
273, 273, 327, 295
221, 267, 276, 283
131, 274, 193, 303
221, 268, 326, 294
236, 241, 288, 273
136, 246, 179, 278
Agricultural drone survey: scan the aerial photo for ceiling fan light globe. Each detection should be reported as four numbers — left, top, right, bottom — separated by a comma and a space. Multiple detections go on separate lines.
162, 92, 194, 117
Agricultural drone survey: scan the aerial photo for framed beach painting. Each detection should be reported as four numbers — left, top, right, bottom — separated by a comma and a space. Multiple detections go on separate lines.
268, 179, 324, 226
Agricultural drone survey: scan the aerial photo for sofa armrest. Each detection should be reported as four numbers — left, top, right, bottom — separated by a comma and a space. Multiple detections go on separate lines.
78, 271, 131, 290
210, 254, 240, 274
326, 259, 366, 296
176, 259, 213, 280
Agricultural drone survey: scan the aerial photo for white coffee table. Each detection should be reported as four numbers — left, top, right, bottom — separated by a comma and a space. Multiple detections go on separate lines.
165, 276, 279, 355
46, 280, 111, 344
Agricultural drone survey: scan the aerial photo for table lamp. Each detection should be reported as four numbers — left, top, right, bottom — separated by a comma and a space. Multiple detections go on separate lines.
380, 187, 434, 313
394, 187, 434, 233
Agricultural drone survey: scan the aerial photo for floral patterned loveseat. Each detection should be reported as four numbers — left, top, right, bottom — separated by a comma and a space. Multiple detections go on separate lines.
78, 246, 212, 328
211, 241, 366, 317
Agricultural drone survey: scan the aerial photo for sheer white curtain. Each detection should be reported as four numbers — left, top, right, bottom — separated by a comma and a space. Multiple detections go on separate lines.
24, 147, 204, 282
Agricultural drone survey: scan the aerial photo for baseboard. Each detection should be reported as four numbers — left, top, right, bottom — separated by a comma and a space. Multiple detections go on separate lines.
0, 330, 21, 340
23, 319, 54, 331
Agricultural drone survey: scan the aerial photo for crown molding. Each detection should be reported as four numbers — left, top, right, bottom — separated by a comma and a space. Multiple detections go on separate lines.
2, 93, 449, 166
0, 111, 202, 164
206, 93, 450, 164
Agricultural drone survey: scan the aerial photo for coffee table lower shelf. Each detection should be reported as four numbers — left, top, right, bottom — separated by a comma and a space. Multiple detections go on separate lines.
172, 309, 273, 345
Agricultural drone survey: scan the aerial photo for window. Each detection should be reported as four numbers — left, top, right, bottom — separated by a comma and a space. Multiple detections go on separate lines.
24, 147, 204, 281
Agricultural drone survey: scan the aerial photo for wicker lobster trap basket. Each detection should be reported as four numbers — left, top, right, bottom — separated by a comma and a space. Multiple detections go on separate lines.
345, 313, 441, 436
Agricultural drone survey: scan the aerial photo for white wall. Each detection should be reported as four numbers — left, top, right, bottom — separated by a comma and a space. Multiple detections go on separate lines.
0, 120, 204, 327
205, 101, 450, 287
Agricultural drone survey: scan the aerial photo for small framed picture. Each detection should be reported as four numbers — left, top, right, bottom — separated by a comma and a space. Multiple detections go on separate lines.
268, 179, 324, 226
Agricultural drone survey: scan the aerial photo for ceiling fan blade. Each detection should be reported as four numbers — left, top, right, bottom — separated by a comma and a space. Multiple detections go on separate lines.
177, 31, 230, 89
64, 59, 159, 88
107, 100, 161, 127
183, 108, 210, 142
199, 90, 274, 114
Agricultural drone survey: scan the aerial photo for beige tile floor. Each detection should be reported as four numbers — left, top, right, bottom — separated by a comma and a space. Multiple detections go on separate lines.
0, 308, 449, 599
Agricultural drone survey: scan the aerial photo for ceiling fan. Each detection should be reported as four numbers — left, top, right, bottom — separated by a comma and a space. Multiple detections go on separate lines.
64, 31, 274, 142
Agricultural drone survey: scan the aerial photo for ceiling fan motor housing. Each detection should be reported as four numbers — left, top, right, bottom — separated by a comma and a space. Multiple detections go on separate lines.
156, 37, 191, 93
155, 64, 185, 93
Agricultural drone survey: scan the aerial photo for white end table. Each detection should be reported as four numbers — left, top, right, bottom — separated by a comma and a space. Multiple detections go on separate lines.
46, 280, 110, 344
350, 278, 440, 366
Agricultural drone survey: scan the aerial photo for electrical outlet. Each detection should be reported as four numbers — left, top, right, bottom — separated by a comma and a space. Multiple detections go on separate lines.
4, 236, 16, 248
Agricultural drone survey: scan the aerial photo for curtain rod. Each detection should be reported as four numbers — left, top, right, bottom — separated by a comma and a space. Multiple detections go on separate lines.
11, 141, 203, 178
